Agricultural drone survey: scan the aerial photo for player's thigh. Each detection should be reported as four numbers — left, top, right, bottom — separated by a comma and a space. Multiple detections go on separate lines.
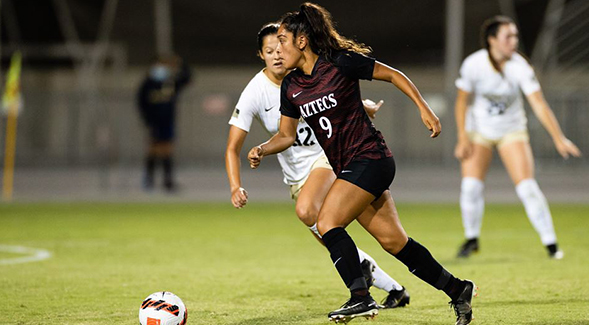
498, 140, 534, 185
316, 179, 375, 236
357, 191, 408, 254
296, 167, 336, 226
461, 143, 494, 180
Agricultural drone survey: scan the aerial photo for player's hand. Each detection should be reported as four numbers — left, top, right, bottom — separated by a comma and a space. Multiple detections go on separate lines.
420, 108, 441, 138
362, 99, 383, 119
554, 137, 582, 159
231, 187, 248, 209
248, 145, 264, 169
455, 137, 474, 161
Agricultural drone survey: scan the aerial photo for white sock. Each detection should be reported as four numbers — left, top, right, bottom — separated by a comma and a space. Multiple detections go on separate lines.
515, 179, 557, 245
309, 223, 321, 238
460, 177, 485, 239
357, 248, 403, 292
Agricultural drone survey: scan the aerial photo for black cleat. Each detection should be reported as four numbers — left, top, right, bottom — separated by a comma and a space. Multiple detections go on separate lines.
164, 181, 180, 193
546, 244, 564, 259
380, 287, 410, 309
457, 239, 479, 258
328, 294, 378, 323
360, 259, 375, 288
449, 280, 477, 325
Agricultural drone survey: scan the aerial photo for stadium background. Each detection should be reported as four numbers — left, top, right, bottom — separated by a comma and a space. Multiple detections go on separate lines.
0, 0, 587, 202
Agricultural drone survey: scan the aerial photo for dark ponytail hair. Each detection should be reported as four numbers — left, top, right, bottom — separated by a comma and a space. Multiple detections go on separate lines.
481, 15, 515, 73
280, 2, 371, 62
257, 22, 280, 52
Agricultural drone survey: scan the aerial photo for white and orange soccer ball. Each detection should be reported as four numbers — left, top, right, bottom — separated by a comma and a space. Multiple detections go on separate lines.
139, 291, 187, 325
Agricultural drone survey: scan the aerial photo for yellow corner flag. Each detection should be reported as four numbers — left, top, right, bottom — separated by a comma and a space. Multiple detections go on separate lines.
2, 51, 22, 201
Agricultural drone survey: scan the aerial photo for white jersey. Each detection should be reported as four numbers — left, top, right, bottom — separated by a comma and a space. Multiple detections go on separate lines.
456, 49, 541, 140
229, 70, 324, 185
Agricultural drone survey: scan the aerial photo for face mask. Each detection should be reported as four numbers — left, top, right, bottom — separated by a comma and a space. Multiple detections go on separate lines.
149, 65, 170, 81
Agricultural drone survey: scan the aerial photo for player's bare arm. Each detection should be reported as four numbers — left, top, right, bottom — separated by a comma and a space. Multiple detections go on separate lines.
372, 61, 441, 138
454, 89, 473, 160
248, 115, 299, 169
526, 90, 582, 159
226, 126, 249, 208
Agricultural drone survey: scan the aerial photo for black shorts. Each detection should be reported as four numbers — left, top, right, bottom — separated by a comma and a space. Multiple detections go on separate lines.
337, 157, 396, 198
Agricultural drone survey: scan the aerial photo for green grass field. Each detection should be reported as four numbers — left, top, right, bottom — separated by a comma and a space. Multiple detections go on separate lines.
1, 202, 588, 325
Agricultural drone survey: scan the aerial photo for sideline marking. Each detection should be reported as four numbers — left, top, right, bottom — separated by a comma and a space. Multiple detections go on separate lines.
0, 245, 52, 265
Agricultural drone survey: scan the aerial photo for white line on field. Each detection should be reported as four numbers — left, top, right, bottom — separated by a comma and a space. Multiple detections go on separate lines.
0, 245, 52, 265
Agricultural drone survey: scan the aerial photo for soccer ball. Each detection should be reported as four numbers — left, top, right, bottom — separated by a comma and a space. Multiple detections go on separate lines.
139, 291, 187, 325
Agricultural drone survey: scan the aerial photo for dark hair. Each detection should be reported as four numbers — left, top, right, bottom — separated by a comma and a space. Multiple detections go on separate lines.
481, 15, 515, 73
280, 2, 371, 61
257, 22, 280, 52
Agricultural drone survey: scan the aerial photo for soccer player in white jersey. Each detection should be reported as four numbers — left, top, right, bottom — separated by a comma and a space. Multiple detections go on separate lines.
225, 23, 409, 308
454, 16, 582, 259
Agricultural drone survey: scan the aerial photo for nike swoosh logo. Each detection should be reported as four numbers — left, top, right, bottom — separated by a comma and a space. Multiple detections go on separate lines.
341, 170, 353, 173
333, 257, 342, 266
293, 91, 303, 98
264, 106, 275, 112
341, 302, 362, 310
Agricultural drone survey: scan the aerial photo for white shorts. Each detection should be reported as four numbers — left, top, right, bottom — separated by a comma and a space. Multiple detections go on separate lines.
468, 129, 529, 149
289, 154, 332, 201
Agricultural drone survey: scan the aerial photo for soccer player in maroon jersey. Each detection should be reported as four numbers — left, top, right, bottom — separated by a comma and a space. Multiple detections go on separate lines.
248, 3, 475, 324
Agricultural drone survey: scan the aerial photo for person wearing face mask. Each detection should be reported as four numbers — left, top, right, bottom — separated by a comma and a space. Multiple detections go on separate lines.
138, 55, 191, 192
454, 16, 581, 259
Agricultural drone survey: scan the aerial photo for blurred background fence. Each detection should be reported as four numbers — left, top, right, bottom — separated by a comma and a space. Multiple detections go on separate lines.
2, 68, 587, 168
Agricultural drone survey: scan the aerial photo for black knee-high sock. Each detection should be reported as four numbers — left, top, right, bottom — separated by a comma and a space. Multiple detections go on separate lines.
394, 238, 466, 301
162, 156, 173, 187
322, 227, 367, 293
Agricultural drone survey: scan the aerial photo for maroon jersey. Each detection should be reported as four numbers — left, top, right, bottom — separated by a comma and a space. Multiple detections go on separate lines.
280, 51, 392, 174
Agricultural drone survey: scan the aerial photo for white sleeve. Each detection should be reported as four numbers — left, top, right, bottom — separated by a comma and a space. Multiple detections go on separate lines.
518, 60, 541, 95
455, 58, 475, 93
228, 81, 259, 132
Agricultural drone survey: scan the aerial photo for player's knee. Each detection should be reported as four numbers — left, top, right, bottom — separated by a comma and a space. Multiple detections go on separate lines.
295, 203, 319, 227
461, 177, 484, 200
378, 236, 407, 255
515, 178, 542, 200
316, 216, 338, 237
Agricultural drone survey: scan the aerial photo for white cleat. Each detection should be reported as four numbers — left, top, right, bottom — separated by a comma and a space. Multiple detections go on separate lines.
550, 250, 564, 260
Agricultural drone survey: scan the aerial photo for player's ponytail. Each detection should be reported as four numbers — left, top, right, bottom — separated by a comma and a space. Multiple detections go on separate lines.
281, 2, 371, 62
481, 15, 514, 73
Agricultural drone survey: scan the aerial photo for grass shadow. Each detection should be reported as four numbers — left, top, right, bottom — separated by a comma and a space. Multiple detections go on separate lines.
439, 256, 520, 266
228, 314, 319, 325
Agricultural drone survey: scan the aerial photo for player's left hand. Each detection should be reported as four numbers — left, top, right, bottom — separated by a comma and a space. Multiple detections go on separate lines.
555, 137, 582, 159
231, 187, 248, 209
362, 99, 384, 119
248, 145, 265, 169
420, 108, 441, 138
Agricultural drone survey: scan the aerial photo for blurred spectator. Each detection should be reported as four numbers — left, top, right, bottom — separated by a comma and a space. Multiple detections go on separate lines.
138, 55, 191, 192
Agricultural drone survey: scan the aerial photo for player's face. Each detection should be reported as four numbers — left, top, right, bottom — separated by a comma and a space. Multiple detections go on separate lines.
258, 34, 286, 76
491, 23, 519, 59
276, 26, 303, 70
